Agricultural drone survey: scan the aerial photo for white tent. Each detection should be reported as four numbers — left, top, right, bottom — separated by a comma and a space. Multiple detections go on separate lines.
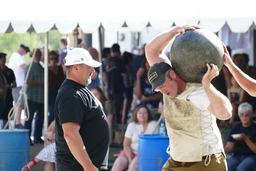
1, 0, 256, 34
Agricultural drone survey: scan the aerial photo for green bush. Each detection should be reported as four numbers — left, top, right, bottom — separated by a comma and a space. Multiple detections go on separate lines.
0, 30, 63, 63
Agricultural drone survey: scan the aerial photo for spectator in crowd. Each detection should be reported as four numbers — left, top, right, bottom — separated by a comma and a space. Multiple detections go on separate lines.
242, 53, 256, 112
0, 53, 16, 128
48, 51, 64, 126
59, 36, 72, 74
90, 86, 118, 144
102, 47, 111, 61
101, 47, 111, 97
132, 43, 146, 76
227, 76, 247, 123
223, 45, 256, 98
242, 53, 256, 80
104, 43, 127, 123
111, 106, 159, 171
21, 121, 56, 171
87, 47, 101, 90
219, 75, 247, 127
233, 54, 246, 72
55, 48, 109, 170
39, 46, 45, 67
24, 48, 44, 145
122, 51, 135, 124
0, 66, 7, 125
129, 44, 146, 117
133, 58, 162, 109
8, 43, 30, 129
224, 102, 256, 171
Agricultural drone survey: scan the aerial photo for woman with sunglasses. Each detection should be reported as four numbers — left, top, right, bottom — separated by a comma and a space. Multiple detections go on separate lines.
224, 102, 256, 171
48, 51, 65, 125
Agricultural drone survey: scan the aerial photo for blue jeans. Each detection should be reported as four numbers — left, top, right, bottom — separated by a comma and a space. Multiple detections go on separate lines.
48, 90, 57, 126
227, 155, 256, 171
24, 100, 44, 143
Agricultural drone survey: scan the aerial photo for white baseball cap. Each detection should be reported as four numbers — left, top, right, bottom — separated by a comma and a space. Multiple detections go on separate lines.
64, 48, 101, 67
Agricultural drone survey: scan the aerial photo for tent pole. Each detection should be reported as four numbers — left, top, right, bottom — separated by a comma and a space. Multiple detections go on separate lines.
44, 32, 49, 136
98, 26, 104, 90
73, 28, 78, 48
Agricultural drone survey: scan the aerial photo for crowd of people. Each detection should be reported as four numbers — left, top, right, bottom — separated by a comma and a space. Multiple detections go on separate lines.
0, 39, 162, 128
215, 49, 256, 128
1, 24, 256, 171
144, 25, 256, 171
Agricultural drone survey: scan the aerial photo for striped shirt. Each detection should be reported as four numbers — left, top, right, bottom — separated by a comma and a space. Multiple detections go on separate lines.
24, 62, 44, 103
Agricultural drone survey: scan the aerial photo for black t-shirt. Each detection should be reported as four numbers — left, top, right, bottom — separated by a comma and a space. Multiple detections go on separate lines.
104, 56, 126, 95
55, 79, 109, 170
227, 122, 256, 155
1, 66, 15, 101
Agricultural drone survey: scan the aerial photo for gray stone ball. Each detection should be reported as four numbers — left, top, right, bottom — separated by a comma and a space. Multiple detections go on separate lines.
170, 29, 224, 83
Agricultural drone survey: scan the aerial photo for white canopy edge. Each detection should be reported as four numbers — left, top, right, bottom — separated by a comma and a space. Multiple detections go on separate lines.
1, 0, 256, 34
0, 18, 255, 34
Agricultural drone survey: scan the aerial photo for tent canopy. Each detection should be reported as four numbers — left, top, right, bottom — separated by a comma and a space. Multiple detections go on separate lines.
1, 0, 256, 34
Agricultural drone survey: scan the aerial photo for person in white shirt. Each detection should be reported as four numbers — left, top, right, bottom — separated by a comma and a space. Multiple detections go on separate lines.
111, 106, 159, 171
8, 44, 30, 129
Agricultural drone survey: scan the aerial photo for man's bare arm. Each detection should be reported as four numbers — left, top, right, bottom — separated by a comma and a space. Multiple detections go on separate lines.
223, 44, 256, 97
62, 122, 98, 171
202, 64, 232, 120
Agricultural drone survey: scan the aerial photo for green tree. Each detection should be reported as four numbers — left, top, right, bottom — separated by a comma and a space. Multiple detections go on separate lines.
0, 30, 63, 63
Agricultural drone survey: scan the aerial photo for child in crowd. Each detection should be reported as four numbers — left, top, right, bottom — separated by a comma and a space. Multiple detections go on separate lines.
219, 75, 246, 127
21, 121, 55, 171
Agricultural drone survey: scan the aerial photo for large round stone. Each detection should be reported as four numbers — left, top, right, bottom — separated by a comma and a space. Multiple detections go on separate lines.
170, 29, 224, 83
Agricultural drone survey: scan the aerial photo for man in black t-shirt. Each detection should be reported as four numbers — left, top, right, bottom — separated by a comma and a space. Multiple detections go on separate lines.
55, 48, 109, 171
224, 102, 256, 171
104, 43, 127, 123
0, 53, 16, 128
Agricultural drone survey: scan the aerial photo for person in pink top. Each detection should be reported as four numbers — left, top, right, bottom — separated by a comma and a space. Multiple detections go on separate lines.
48, 51, 64, 125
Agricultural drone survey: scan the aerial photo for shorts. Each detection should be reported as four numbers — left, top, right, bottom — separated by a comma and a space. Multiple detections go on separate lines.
12, 87, 24, 105
118, 150, 137, 159
162, 153, 227, 171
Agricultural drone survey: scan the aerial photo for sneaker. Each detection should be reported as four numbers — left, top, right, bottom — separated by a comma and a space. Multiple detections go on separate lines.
15, 124, 24, 129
